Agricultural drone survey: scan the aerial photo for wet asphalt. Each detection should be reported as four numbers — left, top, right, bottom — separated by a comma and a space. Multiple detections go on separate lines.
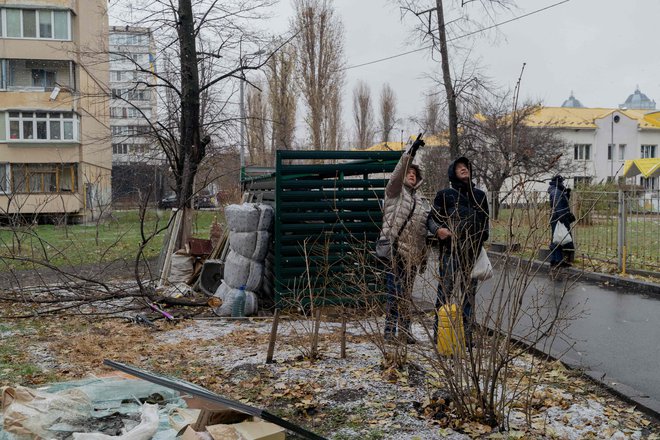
414, 251, 660, 403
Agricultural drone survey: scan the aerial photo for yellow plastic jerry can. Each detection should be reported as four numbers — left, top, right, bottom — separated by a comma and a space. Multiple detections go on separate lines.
436, 304, 465, 356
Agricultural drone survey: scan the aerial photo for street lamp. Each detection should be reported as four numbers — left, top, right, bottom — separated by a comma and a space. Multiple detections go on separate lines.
239, 50, 265, 180
611, 113, 620, 180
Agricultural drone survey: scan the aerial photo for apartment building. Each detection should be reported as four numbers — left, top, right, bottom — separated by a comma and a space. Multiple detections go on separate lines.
108, 25, 166, 206
0, 0, 111, 221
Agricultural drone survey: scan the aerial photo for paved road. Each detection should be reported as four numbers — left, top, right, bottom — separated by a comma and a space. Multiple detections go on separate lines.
414, 252, 660, 403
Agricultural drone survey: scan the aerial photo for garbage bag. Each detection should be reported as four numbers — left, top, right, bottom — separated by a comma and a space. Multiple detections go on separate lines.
1, 385, 92, 438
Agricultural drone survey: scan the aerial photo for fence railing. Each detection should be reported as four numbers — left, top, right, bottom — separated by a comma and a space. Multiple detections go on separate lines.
489, 189, 660, 275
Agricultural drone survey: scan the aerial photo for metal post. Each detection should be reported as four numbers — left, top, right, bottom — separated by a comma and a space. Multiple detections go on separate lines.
617, 189, 626, 272
239, 74, 245, 181
610, 114, 614, 180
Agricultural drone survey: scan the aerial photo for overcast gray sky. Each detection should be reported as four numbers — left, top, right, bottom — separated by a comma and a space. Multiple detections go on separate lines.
266, 0, 660, 138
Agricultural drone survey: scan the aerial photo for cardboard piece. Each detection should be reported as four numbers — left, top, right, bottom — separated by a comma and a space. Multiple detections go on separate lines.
231, 421, 286, 440
181, 426, 213, 440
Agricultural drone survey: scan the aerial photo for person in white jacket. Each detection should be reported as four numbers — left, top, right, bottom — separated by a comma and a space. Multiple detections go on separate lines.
378, 137, 429, 343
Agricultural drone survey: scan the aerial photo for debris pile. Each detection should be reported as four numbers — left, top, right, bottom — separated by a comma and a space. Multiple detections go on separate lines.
156, 203, 274, 319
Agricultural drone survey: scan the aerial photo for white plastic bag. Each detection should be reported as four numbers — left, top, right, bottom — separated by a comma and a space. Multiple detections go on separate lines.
552, 222, 573, 246
471, 247, 493, 281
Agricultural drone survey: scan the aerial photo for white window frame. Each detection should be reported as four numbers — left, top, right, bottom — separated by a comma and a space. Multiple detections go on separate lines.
0, 8, 71, 40
641, 144, 657, 159
618, 144, 626, 161
6, 111, 79, 142
574, 143, 591, 161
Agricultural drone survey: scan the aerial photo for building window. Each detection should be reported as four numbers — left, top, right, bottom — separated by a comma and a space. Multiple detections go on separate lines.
0, 163, 8, 193
112, 143, 129, 154
573, 176, 592, 186
574, 144, 591, 161
618, 144, 626, 161
607, 144, 613, 161
7, 111, 78, 141
10, 163, 77, 193
640, 177, 658, 190
641, 144, 657, 159
1, 8, 71, 40
110, 33, 148, 46
2, 59, 75, 91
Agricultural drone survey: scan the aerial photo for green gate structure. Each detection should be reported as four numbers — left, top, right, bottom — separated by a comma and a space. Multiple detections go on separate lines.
242, 150, 402, 308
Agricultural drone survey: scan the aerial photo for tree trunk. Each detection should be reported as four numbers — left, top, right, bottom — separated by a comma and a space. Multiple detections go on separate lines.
435, 0, 459, 160
175, 0, 203, 249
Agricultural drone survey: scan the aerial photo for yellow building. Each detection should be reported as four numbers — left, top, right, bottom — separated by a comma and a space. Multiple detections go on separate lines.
0, 0, 111, 222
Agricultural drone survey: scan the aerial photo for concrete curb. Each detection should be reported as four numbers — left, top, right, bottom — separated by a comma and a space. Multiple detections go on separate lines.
489, 250, 660, 296
489, 250, 660, 421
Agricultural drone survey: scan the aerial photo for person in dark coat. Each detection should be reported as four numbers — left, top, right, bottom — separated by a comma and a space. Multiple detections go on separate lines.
427, 157, 489, 343
548, 175, 576, 267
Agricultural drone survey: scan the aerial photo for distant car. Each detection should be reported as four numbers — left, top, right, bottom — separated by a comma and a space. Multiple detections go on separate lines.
158, 191, 214, 209
158, 193, 178, 209
193, 190, 214, 209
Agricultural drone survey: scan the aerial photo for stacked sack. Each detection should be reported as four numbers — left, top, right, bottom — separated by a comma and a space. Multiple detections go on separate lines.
214, 203, 273, 316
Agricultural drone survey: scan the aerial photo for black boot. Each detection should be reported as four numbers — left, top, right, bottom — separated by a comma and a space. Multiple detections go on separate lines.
384, 322, 396, 342
401, 321, 416, 344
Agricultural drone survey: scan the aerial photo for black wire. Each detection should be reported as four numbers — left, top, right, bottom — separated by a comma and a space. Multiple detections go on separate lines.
342, 0, 571, 71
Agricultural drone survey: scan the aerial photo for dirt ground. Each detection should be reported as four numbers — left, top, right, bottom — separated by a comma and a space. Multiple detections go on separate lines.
2, 302, 659, 439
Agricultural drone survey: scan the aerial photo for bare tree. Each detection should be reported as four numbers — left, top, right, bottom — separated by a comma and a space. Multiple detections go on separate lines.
246, 81, 270, 166
267, 44, 298, 152
423, 92, 443, 135
401, 0, 512, 159
293, 0, 346, 150
325, 86, 344, 150
108, 0, 276, 247
379, 83, 397, 143
352, 80, 375, 148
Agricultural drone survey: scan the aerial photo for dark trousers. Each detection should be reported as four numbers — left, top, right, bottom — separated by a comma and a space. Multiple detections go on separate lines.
385, 255, 416, 336
434, 251, 477, 340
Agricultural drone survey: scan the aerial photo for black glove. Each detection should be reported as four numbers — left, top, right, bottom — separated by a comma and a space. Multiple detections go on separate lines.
410, 138, 425, 156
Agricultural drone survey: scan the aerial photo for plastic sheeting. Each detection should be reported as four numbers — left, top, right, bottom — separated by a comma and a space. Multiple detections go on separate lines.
0, 377, 184, 440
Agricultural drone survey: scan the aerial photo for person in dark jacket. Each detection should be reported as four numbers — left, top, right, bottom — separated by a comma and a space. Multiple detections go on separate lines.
548, 175, 576, 267
427, 157, 489, 343
379, 137, 429, 343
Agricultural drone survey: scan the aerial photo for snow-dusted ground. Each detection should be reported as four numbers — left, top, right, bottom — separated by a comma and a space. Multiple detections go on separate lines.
154, 319, 650, 440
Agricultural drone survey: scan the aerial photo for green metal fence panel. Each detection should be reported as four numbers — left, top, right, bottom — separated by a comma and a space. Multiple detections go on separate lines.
273, 150, 400, 307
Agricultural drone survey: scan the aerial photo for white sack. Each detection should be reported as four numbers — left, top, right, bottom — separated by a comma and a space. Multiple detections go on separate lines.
229, 230, 270, 261
251, 230, 270, 261
257, 204, 274, 231
168, 252, 194, 284
223, 250, 263, 291
224, 204, 260, 232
